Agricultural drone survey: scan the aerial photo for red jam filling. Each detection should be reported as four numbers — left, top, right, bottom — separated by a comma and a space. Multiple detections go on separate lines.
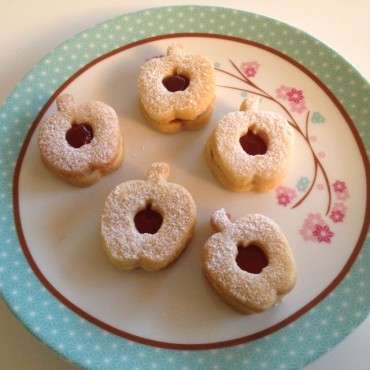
236, 243, 268, 274
240, 131, 267, 155
66, 123, 93, 148
134, 203, 163, 234
162, 75, 190, 92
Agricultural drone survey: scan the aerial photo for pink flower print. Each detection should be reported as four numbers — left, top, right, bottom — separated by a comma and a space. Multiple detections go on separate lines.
278, 193, 290, 206
276, 186, 296, 198
300, 213, 334, 243
290, 101, 307, 114
305, 213, 325, 229
333, 180, 347, 193
276, 186, 297, 206
313, 224, 334, 243
276, 85, 290, 99
287, 88, 304, 104
333, 202, 347, 214
275, 85, 307, 114
300, 213, 323, 241
300, 225, 316, 241
241, 61, 260, 78
300, 214, 322, 241
329, 202, 347, 222
332, 181, 349, 200
330, 209, 345, 223
336, 189, 349, 201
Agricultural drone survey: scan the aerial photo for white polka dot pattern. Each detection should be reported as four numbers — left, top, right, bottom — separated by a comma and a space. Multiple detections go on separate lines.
0, 5, 369, 370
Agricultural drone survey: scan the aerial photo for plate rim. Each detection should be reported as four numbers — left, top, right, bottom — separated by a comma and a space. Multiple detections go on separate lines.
0, 5, 369, 370
12, 32, 370, 350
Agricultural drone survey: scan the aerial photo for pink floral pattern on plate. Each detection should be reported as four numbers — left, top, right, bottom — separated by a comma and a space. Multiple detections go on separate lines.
297, 181, 349, 243
276, 85, 307, 113
333, 180, 347, 193
330, 209, 345, 223
333, 180, 350, 201
313, 224, 335, 243
276, 186, 297, 206
329, 203, 347, 223
216, 60, 351, 244
300, 214, 334, 243
240, 61, 259, 77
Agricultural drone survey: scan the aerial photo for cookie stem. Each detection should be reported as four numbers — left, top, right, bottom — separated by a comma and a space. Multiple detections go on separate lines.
240, 95, 260, 112
147, 162, 170, 182
167, 43, 184, 56
56, 94, 75, 116
211, 209, 232, 232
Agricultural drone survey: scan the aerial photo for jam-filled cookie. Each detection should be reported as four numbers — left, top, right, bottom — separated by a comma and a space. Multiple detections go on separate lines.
203, 209, 296, 313
138, 44, 215, 133
101, 162, 196, 271
206, 95, 294, 192
38, 94, 124, 186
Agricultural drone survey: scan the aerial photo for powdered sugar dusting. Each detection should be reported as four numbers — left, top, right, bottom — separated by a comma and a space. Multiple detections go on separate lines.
101, 162, 196, 271
211, 208, 232, 231
138, 44, 215, 123
208, 99, 294, 191
204, 211, 296, 312
147, 162, 170, 182
38, 94, 122, 175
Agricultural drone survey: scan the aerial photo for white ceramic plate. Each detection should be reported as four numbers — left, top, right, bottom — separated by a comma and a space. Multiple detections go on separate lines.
1, 6, 369, 370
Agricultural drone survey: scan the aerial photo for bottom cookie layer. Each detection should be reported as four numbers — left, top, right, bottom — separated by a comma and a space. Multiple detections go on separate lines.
103, 223, 195, 272
205, 137, 285, 192
140, 100, 214, 134
42, 134, 124, 187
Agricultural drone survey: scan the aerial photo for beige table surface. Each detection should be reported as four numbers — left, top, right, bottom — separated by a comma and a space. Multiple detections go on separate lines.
1, 0, 369, 369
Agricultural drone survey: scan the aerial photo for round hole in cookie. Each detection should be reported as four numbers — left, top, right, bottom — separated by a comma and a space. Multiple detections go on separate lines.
236, 242, 268, 274
239, 129, 268, 156
162, 74, 190, 92
65, 123, 94, 148
134, 202, 163, 234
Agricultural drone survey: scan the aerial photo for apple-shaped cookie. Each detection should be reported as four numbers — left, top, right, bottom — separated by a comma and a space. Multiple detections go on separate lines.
38, 94, 124, 186
206, 95, 294, 192
203, 209, 296, 313
101, 162, 197, 271
138, 44, 215, 133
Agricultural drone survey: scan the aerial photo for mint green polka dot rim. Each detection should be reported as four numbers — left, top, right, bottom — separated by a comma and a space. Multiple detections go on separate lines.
0, 5, 369, 370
